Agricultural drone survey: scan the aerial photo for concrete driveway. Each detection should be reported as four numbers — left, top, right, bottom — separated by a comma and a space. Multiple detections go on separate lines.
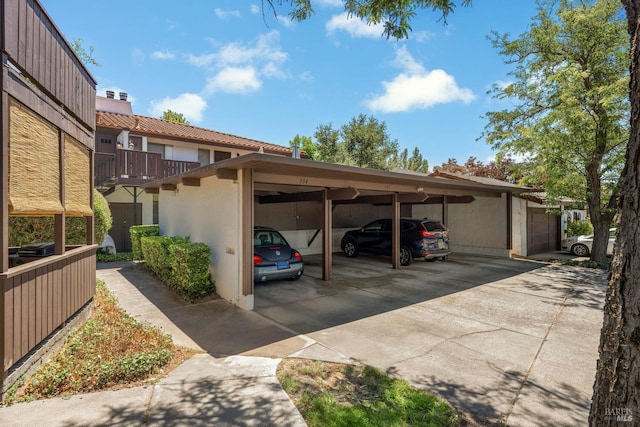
253, 253, 606, 426
96, 253, 606, 426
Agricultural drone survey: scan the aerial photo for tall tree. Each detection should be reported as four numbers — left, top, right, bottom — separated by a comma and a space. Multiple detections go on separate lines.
270, 1, 640, 422
161, 109, 190, 125
590, 1, 640, 424
289, 134, 316, 159
390, 147, 430, 173
482, 0, 628, 263
313, 115, 399, 170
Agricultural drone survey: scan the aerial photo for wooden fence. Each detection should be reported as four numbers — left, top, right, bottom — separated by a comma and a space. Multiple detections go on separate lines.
1, 246, 96, 379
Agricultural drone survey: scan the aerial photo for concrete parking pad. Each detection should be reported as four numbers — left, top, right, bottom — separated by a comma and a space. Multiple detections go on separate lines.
254, 254, 606, 426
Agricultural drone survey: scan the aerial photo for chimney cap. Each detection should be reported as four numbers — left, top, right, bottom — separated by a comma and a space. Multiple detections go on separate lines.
119, 92, 128, 101
106, 90, 115, 99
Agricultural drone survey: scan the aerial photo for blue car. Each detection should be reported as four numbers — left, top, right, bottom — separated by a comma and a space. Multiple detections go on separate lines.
254, 226, 304, 282
340, 218, 450, 266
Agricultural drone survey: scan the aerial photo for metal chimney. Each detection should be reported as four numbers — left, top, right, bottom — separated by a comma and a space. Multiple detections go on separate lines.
292, 142, 300, 159
119, 92, 128, 101
106, 90, 115, 99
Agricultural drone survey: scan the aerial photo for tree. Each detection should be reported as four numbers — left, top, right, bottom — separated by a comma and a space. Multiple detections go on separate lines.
289, 134, 316, 159
313, 114, 399, 170
70, 38, 99, 67
590, 1, 640, 424
162, 109, 190, 125
390, 147, 429, 173
270, 1, 640, 422
482, 0, 628, 263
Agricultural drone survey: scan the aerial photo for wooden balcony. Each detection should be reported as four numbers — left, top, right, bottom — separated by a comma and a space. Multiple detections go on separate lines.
95, 149, 201, 188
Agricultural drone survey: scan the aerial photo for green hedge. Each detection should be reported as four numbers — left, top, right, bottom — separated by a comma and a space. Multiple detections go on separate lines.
567, 220, 593, 237
130, 225, 160, 260
141, 236, 214, 302
170, 243, 215, 302
140, 235, 185, 282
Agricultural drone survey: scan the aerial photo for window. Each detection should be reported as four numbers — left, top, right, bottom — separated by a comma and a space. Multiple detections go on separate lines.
214, 150, 232, 162
198, 149, 210, 166
148, 142, 166, 158
153, 194, 159, 224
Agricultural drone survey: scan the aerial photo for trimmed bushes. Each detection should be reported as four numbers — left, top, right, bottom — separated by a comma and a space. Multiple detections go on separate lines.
170, 243, 215, 302
141, 235, 215, 302
130, 225, 159, 260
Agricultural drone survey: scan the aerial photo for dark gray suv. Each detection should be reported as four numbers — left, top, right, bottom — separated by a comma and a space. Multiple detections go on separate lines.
340, 218, 450, 266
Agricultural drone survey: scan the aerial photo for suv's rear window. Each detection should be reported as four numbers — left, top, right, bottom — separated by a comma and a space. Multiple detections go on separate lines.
423, 221, 447, 232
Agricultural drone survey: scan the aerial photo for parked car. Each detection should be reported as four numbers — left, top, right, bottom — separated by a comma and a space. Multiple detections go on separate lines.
254, 226, 304, 282
561, 228, 616, 256
340, 218, 450, 266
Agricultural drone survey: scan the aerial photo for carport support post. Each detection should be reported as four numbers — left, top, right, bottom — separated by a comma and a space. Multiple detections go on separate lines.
322, 189, 332, 280
392, 193, 400, 269
242, 168, 254, 295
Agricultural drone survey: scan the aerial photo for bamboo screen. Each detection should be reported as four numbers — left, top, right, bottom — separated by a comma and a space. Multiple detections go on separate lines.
64, 135, 92, 216
8, 98, 63, 215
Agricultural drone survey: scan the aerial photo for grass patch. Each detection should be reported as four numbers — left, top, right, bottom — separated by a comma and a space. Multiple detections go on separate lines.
96, 251, 133, 262
562, 259, 610, 270
7, 281, 194, 402
277, 358, 464, 427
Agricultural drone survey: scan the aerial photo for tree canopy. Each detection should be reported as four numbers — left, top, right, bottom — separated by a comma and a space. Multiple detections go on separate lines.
161, 109, 191, 125
482, 0, 628, 262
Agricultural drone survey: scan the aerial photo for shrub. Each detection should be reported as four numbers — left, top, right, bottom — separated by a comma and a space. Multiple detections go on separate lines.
169, 243, 215, 302
141, 235, 185, 282
130, 225, 160, 260
567, 220, 593, 237
9, 189, 112, 246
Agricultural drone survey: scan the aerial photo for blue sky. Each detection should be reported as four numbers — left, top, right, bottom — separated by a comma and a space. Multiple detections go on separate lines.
41, 0, 539, 168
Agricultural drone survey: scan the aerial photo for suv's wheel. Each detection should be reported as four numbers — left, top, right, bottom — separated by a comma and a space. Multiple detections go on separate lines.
343, 240, 359, 257
571, 243, 590, 257
400, 246, 413, 266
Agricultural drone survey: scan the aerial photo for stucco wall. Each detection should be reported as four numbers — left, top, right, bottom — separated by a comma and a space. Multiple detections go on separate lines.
412, 195, 515, 257
159, 176, 244, 307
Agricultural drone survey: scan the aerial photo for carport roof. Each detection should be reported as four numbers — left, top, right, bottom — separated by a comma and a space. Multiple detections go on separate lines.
142, 153, 531, 197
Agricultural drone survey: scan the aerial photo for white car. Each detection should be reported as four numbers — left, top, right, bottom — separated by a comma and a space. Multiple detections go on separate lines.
561, 228, 616, 257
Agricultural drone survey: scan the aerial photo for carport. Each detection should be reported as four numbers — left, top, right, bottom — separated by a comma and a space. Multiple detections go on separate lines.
144, 153, 528, 310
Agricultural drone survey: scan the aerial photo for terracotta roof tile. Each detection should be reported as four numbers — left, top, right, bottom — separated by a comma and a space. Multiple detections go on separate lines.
96, 111, 293, 155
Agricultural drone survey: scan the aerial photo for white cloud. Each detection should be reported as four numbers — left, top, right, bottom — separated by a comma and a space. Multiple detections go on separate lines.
493, 79, 514, 90
149, 93, 207, 123
214, 8, 240, 19
250, 4, 260, 14
187, 53, 216, 68
317, 0, 343, 7
151, 50, 175, 60
365, 47, 475, 113
205, 67, 262, 94
299, 71, 314, 82
188, 31, 288, 95
326, 12, 384, 39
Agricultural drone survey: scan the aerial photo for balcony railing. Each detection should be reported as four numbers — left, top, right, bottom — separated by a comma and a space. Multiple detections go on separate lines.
95, 149, 201, 187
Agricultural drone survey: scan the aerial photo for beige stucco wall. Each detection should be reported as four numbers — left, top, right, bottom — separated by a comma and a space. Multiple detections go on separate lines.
412, 194, 524, 257
159, 175, 251, 308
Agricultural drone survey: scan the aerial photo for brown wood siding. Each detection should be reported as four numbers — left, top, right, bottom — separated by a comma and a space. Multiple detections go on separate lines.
1, 0, 96, 130
527, 208, 560, 255
1, 245, 96, 373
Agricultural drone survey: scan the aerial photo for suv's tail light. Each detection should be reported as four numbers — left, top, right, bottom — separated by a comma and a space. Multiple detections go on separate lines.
293, 251, 302, 261
420, 229, 437, 237
253, 254, 263, 265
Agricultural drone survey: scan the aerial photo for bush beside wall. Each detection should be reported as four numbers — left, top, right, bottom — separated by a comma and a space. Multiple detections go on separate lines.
170, 243, 215, 302
141, 236, 215, 302
130, 225, 160, 260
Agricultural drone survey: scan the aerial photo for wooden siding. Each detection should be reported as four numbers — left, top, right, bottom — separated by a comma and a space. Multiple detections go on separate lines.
1, 0, 96, 130
1, 245, 96, 373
